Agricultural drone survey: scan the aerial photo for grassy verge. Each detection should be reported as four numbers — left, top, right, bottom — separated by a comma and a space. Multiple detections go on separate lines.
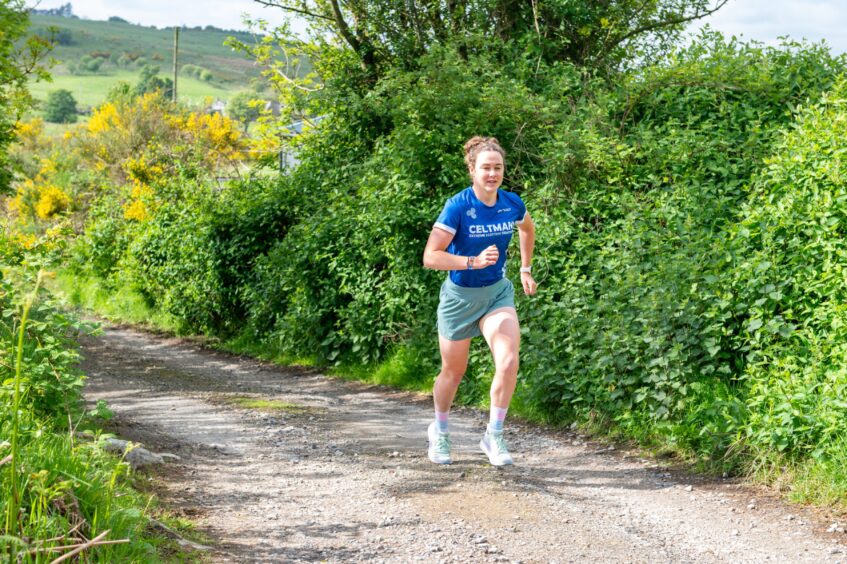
51, 271, 184, 334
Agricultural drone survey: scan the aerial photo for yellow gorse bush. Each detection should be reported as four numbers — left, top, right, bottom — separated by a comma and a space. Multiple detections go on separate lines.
34, 185, 71, 219
190, 112, 241, 155
37, 157, 57, 178
8, 179, 72, 221
14, 118, 44, 142
168, 111, 243, 161
6, 89, 249, 232
80, 91, 245, 184
11, 117, 51, 155
121, 155, 162, 221
6, 156, 72, 222
7, 192, 26, 218
87, 102, 122, 134
124, 155, 164, 185
10, 231, 37, 250
124, 176, 155, 222
123, 198, 149, 222
1, 220, 72, 260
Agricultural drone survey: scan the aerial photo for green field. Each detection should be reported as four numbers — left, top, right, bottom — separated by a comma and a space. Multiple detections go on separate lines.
30, 70, 239, 109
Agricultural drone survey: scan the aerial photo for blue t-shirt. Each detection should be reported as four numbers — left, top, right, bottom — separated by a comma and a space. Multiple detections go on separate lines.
434, 187, 527, 287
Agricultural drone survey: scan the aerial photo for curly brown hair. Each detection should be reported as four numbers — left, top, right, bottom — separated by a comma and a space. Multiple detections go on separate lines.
464, 136, 506, 172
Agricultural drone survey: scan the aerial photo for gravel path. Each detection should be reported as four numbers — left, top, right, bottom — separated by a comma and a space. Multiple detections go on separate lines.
80, 326, 847, 563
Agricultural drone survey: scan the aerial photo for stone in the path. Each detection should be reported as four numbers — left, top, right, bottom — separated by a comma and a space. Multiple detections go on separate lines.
100, 437, 178, 468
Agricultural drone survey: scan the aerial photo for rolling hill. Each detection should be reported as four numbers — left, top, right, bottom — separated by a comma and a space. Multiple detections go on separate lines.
27, 14, 269, 108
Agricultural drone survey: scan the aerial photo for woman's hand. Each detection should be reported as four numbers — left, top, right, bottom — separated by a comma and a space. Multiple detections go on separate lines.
521, 271, 537, 295
475, 245, 499, 268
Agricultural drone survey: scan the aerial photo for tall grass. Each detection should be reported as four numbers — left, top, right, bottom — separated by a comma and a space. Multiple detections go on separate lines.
5, 270, 43, 536
0, 270, 157, 561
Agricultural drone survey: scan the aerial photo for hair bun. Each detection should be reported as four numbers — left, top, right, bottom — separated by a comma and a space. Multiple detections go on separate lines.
464, 136, 505, 171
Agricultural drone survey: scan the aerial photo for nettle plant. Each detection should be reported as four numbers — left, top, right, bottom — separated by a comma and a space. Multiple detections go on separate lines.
728, 77, 847, 460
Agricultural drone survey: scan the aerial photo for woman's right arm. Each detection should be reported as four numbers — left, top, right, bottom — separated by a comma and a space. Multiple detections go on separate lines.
423, 228, 498, 271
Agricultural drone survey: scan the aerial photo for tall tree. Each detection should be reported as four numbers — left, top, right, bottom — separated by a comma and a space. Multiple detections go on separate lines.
227, 91, 262, 132
253, 0, 730, 77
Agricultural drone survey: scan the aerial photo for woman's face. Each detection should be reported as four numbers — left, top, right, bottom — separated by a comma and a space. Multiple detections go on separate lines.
470, 150, 504, 196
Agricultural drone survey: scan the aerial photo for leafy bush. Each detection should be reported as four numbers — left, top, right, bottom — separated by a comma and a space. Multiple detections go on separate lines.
53, 27, 72, 45
181, 63, 214, 82
240, 48, 552, 363
726, 77, 847, 461
85, 57, 103, 72
42, 89, 77, 123
227, 90, 261, 130
135, 64, 173, 98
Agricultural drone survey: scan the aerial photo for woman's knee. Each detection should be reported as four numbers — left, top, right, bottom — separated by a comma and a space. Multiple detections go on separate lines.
495, 353, 519, 378
438, 367, 466, 385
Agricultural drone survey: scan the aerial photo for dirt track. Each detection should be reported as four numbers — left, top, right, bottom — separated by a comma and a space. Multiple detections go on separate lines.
80, 326, 847, 563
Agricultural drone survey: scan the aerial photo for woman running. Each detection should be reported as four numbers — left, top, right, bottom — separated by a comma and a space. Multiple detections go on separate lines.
422, 136, 537, 466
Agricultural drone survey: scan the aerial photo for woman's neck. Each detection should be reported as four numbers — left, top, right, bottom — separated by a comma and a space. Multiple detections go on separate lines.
471, 184, 498, 206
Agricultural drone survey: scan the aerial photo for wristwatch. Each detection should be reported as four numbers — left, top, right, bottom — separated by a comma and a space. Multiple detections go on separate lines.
467, 256, 475, 270
520, 266, 532, 273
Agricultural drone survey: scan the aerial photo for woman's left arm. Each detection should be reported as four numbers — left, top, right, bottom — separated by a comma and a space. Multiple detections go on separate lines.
518, 213, 537, 296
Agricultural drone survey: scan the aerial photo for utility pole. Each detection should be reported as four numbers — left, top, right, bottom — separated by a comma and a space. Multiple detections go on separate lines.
172, 27, 179, 103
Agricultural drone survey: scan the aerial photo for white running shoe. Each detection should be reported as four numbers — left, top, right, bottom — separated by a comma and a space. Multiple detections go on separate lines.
428, 421, 452, 464
480, 427, 513, 466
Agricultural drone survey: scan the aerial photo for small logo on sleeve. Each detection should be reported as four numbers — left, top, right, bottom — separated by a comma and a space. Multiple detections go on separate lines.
467, 208, 477, 219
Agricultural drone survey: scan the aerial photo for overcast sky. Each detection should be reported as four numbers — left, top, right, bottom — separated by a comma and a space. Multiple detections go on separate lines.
27, 0, 847, 55
690, 0, 847, 54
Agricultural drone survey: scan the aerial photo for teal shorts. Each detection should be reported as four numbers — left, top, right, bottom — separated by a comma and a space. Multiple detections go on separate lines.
437, 277, 516, 341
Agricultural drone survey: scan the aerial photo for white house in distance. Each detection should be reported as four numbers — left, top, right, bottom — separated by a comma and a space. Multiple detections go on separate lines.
208, 99, 226, 115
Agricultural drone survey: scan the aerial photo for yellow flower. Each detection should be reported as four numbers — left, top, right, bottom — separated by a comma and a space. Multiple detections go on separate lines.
12, 232, 37, 249
124, 155, 164, 186
45, 224, 64, 239
140, 91, 165, 113
14, 118, 44, 141
38, 158, 57, 178
88, 102, 121, 134
7, 194, 25, 216
123, 199, 149, 221
178, 111, 242, 158
130, 178, 154, 199
34, 185, 72, 219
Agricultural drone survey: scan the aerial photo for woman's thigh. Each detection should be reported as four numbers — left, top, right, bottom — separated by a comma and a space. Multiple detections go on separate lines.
479, 307, 520, 366
439, 335, 471, 376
